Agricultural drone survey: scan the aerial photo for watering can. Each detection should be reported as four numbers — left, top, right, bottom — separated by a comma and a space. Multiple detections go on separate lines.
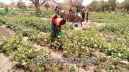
58, 31, 63, 35
74, 24, 78, 27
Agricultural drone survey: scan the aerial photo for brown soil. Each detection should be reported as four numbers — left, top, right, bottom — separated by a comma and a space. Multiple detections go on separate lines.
0, 52, 25, 72
18, 13, 30, 15
0, 25, 15, 40
0, 25, 24, 72
72, 20, 97, 30
41, 17, 51, 20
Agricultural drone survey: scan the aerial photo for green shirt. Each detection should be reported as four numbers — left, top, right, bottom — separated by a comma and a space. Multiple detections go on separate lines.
76, 8, 80, 13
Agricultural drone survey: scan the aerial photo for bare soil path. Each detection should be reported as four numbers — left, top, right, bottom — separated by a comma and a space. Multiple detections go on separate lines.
41, 17, 51, 20
0, 25, 24, 72
72, 20, 105, 30
0, 25, 15, 40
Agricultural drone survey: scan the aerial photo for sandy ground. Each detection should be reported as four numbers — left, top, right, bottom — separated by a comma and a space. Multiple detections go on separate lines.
0, 53, 25, 72
0, 25, 24, 72
0, 25, 15, 40
41, 17, 51, 20
72, 20, 98, 30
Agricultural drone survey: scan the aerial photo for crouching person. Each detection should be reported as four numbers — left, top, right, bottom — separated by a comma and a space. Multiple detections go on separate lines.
50, 14, 66, 43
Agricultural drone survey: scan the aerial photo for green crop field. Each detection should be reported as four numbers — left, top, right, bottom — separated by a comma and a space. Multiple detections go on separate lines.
0, 10, 129, 72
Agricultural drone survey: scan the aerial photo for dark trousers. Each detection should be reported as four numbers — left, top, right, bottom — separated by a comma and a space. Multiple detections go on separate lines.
86, 18, 88, 22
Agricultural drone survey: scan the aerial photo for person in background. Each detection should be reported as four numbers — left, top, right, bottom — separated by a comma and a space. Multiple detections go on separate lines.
58, 6, 62, 16
86, 11, 90, 22
55, 6, 58, 14
6, 6, 8, 12
72, 8, 75, 13
60, 6, 62, 10
58, 7, 61, 11
81, 10, 85, 22
4, 6, 8, 14
60, 10, 64, 18
69, 7, 73, 14
74, 6, 80, 17
55, 10, 60, 18
81, 6, 85, 11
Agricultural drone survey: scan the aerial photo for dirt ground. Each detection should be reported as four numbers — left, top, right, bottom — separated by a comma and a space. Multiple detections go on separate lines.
0, 25, 24, 72
41, 17, 51, 20
0, 25, 15, 40
0, 52, 25, 72
72, 20, 101, 30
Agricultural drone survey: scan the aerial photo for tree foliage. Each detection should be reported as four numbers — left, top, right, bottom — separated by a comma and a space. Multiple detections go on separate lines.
86, 0, 118, 12
44, 2, 50, 10
101, 1, 110, 12
122, 0, 129, 11
0, 2, 6, 8
87, 0, 101, 12
29, 0, 56, 14
28, 4, 34, 9
108, 0, 117, 11
17, 2, 27, 9
66, 0, 83, 8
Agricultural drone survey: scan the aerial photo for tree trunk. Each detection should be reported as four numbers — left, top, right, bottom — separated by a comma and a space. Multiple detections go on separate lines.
127, 8, 129, 12
36, 6, 39, 14
102, 7, 104, 12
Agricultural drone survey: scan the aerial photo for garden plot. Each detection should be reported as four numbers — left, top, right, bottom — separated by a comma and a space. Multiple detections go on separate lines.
22, 37, 93, 72
0, 14, 129, 72
22, 33, 92, 72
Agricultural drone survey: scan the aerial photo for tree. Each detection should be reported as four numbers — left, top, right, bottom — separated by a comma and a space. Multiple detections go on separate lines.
0, 2, 6, 8
56, 2, 62, 6
28, 4, 34, 9
66, 0, 84, 8
50, 4, 55, 10
29, 0, 56, 14
87, 0, 101, 12
10, 0, 15, 9
108, 0, 117, 11
44, 2, 50, 10
62, 5, 70, 10
101, 1, 110, 12
122, 0, 129, 12
17, 2, 27, 9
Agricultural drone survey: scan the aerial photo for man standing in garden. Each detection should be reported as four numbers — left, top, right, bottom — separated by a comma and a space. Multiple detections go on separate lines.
81, 10, 85, 22
86, 11, 90, 22
74, 6, 81, 17
4, 6, 8, 14
58, 6, 62, 17
55, 6, 58, 14
69, 7, 73, 14
50, 13, 66, 43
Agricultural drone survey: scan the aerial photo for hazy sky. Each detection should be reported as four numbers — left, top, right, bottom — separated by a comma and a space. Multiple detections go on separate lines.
0, 0, 125, 6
